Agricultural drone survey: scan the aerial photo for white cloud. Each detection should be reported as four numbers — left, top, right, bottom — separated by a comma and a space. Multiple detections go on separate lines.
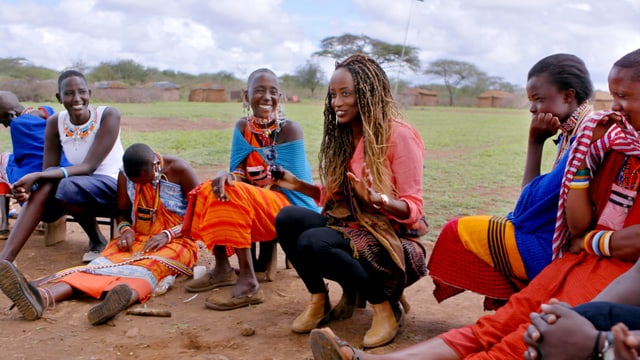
0, 0, 638, 91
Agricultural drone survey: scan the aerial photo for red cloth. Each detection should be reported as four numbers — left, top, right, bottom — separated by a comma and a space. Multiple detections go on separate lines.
440, 151, 640, 358
428, 219, 525, 310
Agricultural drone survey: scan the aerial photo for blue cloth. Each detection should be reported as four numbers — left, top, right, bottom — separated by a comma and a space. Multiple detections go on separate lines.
575, 301, 640, 330
6, 106, 70, 183
229, 126, 319, 212
507, 148, 570, 279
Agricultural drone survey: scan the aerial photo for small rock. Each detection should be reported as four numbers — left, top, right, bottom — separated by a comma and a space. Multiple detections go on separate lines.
240, 326, 255, 336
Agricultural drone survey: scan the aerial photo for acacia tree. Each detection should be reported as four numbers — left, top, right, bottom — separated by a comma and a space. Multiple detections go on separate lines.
313, 33, 420, 72
294, 60, 325, 98
424, 59, 482, 106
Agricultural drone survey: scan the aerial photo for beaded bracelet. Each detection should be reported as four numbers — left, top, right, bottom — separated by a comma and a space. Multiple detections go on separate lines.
117, 221, 132, 235
575, 168, 591, 177
161, 229, 173, 242
570, 174, 590, 189
584, 230, 613, 257
583, 230, 597, 254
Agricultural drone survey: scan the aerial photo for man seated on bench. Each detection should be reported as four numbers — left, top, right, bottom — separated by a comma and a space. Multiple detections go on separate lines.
0, 91, 70, 240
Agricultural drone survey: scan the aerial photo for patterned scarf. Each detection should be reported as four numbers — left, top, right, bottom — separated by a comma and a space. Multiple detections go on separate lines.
552, 110, 640, 258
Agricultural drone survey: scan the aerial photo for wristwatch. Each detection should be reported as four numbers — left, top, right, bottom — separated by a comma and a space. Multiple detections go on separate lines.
596, 331, 614, 360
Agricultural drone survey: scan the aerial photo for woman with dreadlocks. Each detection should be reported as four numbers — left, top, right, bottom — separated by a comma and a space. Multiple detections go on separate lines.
275, 54, 427, 348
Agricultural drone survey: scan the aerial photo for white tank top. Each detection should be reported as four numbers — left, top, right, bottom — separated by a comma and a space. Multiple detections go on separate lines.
57, 105, 124, 179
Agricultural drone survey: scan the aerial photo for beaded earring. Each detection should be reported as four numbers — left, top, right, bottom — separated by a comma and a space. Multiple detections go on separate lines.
242, 100, 251, 118
152, 161, 162, 186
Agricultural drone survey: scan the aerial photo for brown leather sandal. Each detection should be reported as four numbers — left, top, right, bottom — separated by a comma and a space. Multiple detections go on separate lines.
310, 328, 365, 360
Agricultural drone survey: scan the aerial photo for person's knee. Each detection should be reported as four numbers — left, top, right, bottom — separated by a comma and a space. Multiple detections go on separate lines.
275, 206, 299, 230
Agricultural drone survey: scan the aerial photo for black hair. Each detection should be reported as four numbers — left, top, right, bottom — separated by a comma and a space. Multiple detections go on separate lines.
247, 68, 278, 88
123, 143, 155, 179
57, 70, 87, 91
613, 48, 640, 81
528, 53, 593, 104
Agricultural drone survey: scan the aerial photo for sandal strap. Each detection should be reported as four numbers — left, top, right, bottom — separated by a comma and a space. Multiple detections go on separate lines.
335, 337, 365, 360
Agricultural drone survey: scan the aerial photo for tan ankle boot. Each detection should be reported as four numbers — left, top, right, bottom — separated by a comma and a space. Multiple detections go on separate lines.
363, 301, 399, 348
291, 292, 329, 333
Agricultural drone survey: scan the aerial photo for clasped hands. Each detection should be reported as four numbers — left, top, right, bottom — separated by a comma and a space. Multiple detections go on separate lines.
524, 299, 639, 360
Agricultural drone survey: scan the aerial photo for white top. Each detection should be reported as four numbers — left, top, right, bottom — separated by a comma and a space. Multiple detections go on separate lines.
57, 105, 124, 179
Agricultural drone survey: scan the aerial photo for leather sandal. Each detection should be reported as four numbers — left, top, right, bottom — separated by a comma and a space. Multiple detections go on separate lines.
184, 269, 237, 293
310, 328, 365, 360
0, 260, 44, 321
204, 287, 264, 311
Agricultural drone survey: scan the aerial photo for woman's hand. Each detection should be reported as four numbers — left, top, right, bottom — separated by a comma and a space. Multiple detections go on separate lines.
529, 113, 560, 144
592, 112, 624, 143
211, 171, 236, 202
143, 231, 171, 253
11, 173, 39, 202
347, 168, 385, 210
117, 228, 135, 251
612, 323, 640, 360
567, 236, 585, 254
272, 168, 298, 190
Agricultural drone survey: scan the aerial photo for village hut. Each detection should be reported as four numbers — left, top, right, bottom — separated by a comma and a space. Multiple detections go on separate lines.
476, 90, 516, 108
189, 83, 226, 102
398, 88, 439, 106
92, 81, 131, 102
145, 81, 180, 101
592, 90, 613, 111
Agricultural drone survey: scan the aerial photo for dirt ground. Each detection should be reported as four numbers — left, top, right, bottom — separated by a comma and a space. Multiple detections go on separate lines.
0, 116, 489, 360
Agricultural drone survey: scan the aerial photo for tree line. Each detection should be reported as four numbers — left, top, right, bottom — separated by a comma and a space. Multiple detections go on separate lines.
0, 33, 522, 106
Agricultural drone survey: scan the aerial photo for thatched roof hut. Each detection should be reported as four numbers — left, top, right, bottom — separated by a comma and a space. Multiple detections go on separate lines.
189, 83, 226, 102
399, 88, 439, 106
592, 91, 612, 111
476, 90, 516, 108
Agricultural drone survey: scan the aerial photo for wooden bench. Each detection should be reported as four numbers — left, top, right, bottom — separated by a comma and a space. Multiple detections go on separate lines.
45, 213, 116, 246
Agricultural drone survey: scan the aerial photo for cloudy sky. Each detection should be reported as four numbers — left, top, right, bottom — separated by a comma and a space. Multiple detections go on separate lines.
1, 0, 639, 91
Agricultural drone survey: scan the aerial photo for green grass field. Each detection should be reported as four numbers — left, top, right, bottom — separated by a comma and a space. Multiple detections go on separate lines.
0, 102, 556, 241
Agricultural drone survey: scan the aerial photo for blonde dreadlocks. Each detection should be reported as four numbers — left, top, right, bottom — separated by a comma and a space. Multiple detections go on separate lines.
319, 54, 402, 198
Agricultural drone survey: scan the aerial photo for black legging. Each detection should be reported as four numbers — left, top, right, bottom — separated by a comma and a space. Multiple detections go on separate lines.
276, 205, 386, 304
575, 301, 640, 330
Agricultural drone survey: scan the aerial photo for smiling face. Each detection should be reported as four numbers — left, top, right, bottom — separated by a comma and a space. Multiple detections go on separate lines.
329, 68, 360, 125
526, 73, 575, 123
56, 75, 91, 122
609, 66, 640, 130
246, 72, 280, 119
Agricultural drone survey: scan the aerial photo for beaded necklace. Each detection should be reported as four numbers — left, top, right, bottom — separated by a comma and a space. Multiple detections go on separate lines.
617, 156, 640, 191
247, 116, 284, 146
64, 106, 96, 146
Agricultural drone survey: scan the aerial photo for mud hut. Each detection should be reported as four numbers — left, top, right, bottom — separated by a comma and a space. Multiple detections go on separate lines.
592, 90, 612, 111
398, 88, 439, 106
189, 83, 226, 102
476, 90, 515, 108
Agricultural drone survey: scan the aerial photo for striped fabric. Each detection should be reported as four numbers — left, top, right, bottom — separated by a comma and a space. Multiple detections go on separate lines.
553, 110, 640, 258
185, 180, 289, 250
58, 179, 198, 301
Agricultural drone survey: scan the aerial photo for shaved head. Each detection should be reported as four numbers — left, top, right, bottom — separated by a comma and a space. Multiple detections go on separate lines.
0, 91, 22, 127
0, 91, 20, 111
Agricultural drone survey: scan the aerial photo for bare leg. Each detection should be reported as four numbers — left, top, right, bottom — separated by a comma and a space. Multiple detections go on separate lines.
231, 248, 259, 297
1, 196, 8, 231
313, 328, 460, 360
212, 245, 234, 276
0, 183, 54, 261
62, 202, 107, 252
